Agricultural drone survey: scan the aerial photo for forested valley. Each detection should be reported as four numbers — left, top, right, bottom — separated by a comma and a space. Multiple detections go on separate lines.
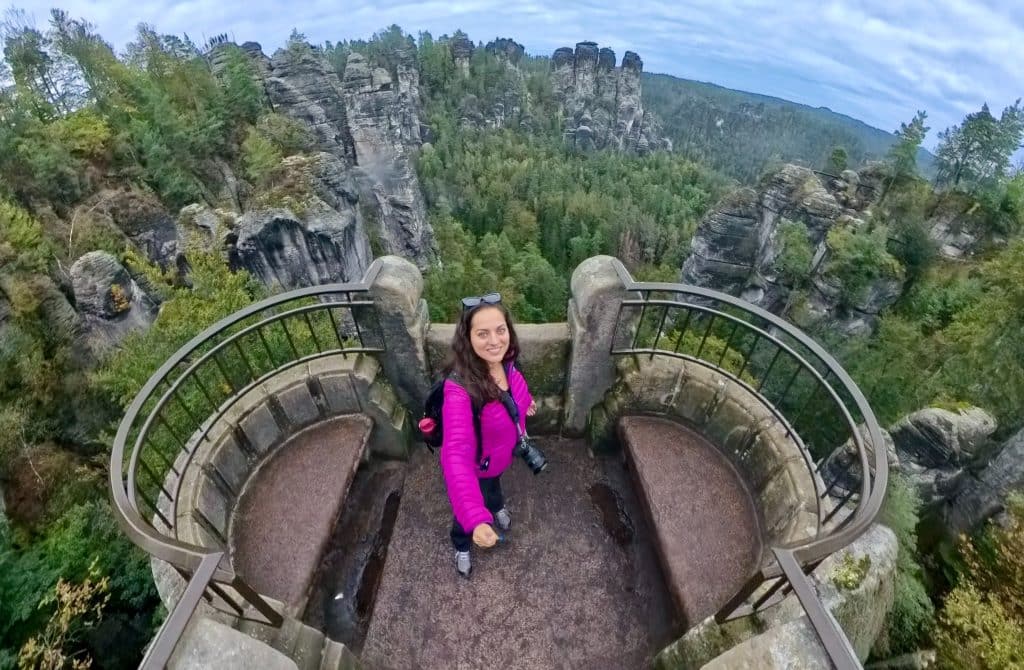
1, 13, 1023, 669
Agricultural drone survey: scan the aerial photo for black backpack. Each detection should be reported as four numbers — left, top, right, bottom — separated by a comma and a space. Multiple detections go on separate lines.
419, 375, 483, 463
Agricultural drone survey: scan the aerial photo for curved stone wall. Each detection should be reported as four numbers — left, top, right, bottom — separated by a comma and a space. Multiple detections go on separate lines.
590, 354, 820, 553
155, 352, 410, 608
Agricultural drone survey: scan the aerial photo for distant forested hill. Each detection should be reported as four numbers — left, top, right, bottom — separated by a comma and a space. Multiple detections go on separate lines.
642, 72, 936, 183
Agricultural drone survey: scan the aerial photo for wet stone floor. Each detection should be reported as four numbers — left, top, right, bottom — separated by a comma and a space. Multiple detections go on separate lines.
304, 437, 681, 670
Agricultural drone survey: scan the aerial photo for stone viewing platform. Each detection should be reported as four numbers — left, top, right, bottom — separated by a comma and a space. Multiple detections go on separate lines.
110, 255, 890, 670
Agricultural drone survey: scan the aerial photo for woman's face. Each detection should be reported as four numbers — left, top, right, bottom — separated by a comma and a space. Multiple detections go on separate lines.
468, 306, 509, 366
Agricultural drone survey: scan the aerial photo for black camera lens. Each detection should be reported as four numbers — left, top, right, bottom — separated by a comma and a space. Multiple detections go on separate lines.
516, 436, 548, 475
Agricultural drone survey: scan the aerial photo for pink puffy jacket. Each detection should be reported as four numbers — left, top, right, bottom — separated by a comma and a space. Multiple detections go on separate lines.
440, 366, 533, 532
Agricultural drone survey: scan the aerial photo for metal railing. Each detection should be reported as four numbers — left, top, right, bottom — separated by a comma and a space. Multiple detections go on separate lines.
109, 264, 385, 668
608, 261, 887, 670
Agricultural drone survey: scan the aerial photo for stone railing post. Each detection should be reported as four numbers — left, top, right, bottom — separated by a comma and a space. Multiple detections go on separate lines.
563, 256, 635, 436
361, 256, 431, 410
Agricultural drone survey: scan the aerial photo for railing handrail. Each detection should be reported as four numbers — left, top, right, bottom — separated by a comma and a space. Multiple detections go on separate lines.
608, 259, 888, 570
109, 276, 379, 565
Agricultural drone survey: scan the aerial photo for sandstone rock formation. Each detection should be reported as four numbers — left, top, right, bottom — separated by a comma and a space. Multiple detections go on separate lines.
223, 41, 434, 269
72, 189, 178, 269
889, 405, 996, 508
945, 424, 1024, 534
681, 163, 899, 334
70, 251, 158, 358
177, 153, 372, 291
551, 42, 670, 153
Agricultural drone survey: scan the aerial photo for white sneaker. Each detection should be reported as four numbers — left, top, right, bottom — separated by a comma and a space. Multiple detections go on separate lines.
494, 508, 511, 532
455, 550, 472, 577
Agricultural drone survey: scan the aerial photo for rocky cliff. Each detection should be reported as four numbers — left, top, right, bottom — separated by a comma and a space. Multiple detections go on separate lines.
681, 163, 897, 334
225, 40, 434, 271
552, 42, 670, 153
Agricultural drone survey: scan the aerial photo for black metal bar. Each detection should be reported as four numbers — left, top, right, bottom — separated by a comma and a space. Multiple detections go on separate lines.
714, 571, 768, 624
773, 547, 861, 670
755, 347, 783, 393
149, 441, 180, 477
649, 303, 671, 360
170, 391, 202, 430
347, 292, 365, 348
736, 333, 760, 380
138, 552, 224, 670
694, 313, 717, 359
824, 487, 858, 525
233, 340, 257, 382
279, 318, 300, 359
671, 307, 695, 354
158, 414, 186, 450
257, 327, 278, 368
191, 373, 219, 413
212, 353, 238, 394
751, 575, 789, 611
630, 292, 650, 350
777, 364, 803, 407
136, 486, 172, 530
206, 580, 245, 617
231, 577, 284, 627
326, 306, 344, 348
139, 458, 173, 500
302, 311, 323, 353
716, 320, 741, 369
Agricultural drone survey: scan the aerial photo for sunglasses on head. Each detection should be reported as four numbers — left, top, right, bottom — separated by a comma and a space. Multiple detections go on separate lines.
461, 292, 502, 311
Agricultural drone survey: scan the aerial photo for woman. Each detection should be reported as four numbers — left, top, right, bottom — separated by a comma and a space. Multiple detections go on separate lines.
440, 292, 537, 578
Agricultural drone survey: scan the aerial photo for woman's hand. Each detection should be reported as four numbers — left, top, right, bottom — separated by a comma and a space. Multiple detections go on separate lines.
526, 400, 538, 417
472, 523, 499, 548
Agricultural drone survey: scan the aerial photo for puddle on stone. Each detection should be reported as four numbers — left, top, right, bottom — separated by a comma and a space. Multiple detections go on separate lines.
589, 482, 635, 547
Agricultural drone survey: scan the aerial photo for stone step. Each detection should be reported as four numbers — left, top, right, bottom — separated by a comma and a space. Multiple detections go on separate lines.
617, 415, 762, 628
319, 640, 361, 670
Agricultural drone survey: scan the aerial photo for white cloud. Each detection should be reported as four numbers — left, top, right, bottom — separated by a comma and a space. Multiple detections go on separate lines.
18, 0, 1024, 146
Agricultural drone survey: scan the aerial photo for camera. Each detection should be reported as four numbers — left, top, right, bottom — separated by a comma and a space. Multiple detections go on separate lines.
515, 434, 548, 474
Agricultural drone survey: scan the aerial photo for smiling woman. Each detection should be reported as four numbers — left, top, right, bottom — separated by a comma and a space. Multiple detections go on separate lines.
437, 295, 539, 576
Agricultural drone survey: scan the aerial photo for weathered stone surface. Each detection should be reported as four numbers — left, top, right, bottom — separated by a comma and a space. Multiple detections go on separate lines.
945, 424, 1024, 535
262, 42, 355, 162
239, 403, 282, 455
485, 37, 525, 64
890, 406, 996, 507
169, 616, 297, 670
822, 423, 898, 497
681, 163, 901, 333
70, 251, 158, 358
564, 256, 634, 434
75, 189, 177, 267
449, 32, 474, 76
343, 52, 434, 267
552, 42, 669, 153
362, 256, 430, 409
178, 154, 373, 292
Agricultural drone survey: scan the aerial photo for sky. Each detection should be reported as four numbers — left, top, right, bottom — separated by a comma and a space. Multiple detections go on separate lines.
20, 0, 1024, 150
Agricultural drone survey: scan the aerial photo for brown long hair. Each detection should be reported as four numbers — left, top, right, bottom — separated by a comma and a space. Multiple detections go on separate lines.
443, 303, 520, 407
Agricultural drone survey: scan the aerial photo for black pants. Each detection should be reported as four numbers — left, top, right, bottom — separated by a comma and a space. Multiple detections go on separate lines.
450, 476, 504, 552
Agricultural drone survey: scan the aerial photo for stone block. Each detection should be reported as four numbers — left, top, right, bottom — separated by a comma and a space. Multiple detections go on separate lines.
276, 382, 320, 428
197, 480, 229, 536
758, 469, 802, 542
210, 435, 250, 496
240, 403, 282, 455
318, 373, 361, 415
169, 617, 298, 670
